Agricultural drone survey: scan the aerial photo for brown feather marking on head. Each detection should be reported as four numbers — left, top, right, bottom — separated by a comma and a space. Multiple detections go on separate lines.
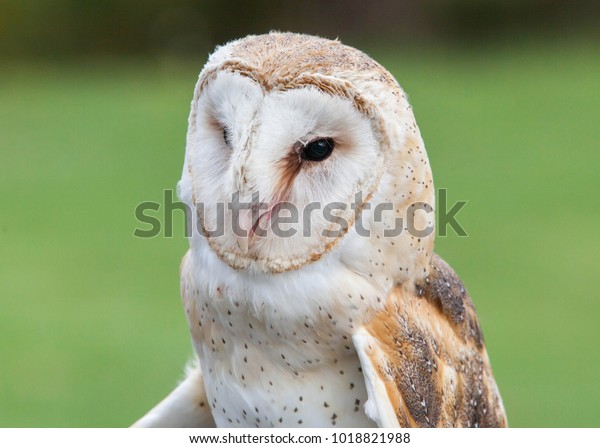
227, 32, 398, 90
275, 144, 303, 202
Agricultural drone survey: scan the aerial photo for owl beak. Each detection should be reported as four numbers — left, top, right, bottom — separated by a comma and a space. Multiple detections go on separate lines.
234, 200, 281, 253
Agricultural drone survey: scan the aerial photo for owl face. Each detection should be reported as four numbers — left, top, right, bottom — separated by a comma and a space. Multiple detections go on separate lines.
178, 33, 435, 276
184, 71, 383, 272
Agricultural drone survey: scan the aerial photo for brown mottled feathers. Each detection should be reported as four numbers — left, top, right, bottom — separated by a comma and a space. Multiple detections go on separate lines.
355, 254, 507, 427
223, 32, 398, 89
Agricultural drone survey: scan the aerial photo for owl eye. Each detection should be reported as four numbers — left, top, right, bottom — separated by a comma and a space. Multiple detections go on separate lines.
222, 127, 232, 147
301, 138, 334, 162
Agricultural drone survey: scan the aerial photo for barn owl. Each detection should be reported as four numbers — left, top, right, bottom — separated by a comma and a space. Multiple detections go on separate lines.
133, 32, 507, 428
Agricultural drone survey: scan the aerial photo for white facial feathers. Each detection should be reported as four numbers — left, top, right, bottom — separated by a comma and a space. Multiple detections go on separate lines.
182, 71, 382, 272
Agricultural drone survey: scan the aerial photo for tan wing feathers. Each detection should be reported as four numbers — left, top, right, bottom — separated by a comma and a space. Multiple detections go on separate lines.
355, 254, 507, 427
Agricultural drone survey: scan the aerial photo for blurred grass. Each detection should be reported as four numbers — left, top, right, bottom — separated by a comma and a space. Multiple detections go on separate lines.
1, 40, 599, 427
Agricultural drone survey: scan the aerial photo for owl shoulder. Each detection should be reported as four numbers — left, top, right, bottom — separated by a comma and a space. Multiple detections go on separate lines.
354, 254, 507, 427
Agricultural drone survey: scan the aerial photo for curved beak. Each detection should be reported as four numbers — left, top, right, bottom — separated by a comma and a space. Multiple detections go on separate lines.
234, 199, 281, 254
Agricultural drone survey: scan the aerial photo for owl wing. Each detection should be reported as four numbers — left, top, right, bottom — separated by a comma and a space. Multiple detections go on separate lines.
353, 254, 507, 428
132, 251, 215, 428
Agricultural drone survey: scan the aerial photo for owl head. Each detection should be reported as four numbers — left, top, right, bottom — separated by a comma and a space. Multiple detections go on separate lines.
178, 33, 435, 281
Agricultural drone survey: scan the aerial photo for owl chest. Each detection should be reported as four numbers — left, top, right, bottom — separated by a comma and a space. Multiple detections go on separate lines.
189, 295, 376, 428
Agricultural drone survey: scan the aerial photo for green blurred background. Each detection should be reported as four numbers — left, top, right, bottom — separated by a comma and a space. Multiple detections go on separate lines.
1, 0, 599, 427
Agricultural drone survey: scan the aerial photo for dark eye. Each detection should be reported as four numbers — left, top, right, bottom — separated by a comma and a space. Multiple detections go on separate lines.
301, 138, 334, 162
222, 127, 232, 146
